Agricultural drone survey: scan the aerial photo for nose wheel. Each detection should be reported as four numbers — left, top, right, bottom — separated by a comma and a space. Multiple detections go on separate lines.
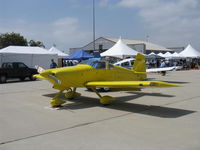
50, 88, 81, 107
50, 90, 66, 107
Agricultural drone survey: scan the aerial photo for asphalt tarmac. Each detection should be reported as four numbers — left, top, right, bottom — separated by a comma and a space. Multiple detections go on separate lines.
0, 70, 200, 150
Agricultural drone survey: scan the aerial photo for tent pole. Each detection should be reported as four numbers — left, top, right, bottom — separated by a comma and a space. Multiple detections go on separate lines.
93, 0, 96, 52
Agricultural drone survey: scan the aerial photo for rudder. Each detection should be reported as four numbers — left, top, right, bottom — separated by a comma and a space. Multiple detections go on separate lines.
132, 53, 147, 79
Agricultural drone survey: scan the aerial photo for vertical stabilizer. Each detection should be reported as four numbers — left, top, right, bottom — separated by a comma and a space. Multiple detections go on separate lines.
132, 53, 147, 79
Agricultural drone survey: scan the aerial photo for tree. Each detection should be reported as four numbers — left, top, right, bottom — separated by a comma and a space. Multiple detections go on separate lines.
0, 32, 28, 48
28, 40, 45, 48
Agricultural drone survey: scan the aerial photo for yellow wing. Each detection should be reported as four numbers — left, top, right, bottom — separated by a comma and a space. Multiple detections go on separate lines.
85, 81, 180, 88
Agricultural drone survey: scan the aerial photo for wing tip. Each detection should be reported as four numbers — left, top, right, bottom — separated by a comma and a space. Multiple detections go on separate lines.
150, 81, 182, 87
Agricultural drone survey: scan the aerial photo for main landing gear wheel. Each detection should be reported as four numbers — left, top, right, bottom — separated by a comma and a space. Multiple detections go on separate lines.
90, 87, 116, 105
100, 96, 116, 105
64, 88, 81, 99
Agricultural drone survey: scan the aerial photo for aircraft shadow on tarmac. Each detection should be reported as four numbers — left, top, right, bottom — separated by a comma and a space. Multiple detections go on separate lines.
43, 92, 195, 118
146, 78, 190, 85
160, 81, 190, 84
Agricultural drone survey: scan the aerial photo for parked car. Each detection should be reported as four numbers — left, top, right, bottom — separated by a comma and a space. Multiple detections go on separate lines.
0, 62, 38, 83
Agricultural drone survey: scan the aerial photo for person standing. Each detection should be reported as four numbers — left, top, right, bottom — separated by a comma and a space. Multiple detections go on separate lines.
160, 60, 166, 68
50, 59, 57, 68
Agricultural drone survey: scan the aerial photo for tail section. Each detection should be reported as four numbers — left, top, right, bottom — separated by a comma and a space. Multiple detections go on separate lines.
132, 53, 147, 80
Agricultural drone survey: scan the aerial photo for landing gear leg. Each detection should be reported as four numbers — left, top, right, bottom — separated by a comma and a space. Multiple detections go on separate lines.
91, 87, 116, 105
65, 87, 81, 99
50, 90, 66, 107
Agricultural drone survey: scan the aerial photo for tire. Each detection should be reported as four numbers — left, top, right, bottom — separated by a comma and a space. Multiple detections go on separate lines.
0, 75, 7, 83
20, 77, 25, 81
29, 74, 36, 81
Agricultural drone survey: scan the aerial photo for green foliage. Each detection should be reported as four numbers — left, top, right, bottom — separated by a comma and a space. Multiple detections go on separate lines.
0, 32, 28, 48
28, 40, 45, 48
0, 32, 45, 48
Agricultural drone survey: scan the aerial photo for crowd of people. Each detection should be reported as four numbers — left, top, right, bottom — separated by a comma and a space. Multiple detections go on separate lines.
62, 60, 79, 67
146, 58, 200, 69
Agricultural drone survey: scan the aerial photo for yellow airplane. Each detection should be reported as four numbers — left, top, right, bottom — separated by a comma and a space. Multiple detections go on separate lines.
34, 53, 179, 107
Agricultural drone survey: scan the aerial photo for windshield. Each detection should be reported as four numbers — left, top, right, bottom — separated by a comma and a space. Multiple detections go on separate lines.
79, 59, 113, 69
79, 59, 95, 65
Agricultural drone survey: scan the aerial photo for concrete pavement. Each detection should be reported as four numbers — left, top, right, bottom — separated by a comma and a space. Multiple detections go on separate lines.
0, 70, 200, 150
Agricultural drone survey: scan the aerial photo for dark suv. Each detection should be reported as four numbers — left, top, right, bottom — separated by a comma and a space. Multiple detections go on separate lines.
0, 62, 38, 83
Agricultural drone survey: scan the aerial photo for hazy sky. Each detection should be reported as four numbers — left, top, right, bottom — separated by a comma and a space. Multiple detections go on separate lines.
0, 0, 200, 53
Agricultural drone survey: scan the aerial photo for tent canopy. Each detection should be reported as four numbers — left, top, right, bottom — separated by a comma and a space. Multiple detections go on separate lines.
100, 38, 138, 58
0, 46, 55, 55
157, 52, 165, 57
148, 52, 156, 55
49, 46, 68, 57
65, 49, 93, 60
163, 52, 173, 58
0, 46, 58, 69
179, 44, 200, 58
171, 52, 181, 57
147, 52, 163, 58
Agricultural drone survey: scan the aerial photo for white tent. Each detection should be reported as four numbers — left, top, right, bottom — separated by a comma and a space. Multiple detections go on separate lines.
100, 38, 138, 58
163, 52, 173, 58
0, 46, 58, 69
171, 52, 181, 58
49, 46, 68, 58
157, 52, 165, 57
147, 52, 163, 58
148, 52, 156, 55
179, 44, 200, 58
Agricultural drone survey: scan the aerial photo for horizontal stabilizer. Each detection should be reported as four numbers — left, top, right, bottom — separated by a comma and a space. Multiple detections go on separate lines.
146, 67, 175, 73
